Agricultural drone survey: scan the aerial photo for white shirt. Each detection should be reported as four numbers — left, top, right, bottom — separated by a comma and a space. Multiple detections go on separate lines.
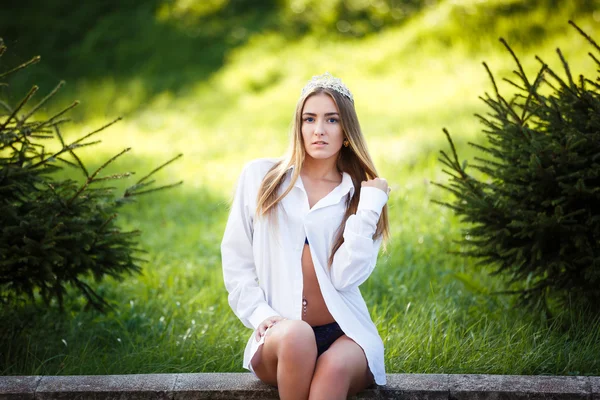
221, 158, 389, 385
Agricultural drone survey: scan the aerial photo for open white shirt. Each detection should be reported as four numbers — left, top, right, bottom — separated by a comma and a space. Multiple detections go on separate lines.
221, 158, 389, 385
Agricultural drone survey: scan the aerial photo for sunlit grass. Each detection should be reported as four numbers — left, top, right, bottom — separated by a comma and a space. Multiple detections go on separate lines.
2, 0, 600, 376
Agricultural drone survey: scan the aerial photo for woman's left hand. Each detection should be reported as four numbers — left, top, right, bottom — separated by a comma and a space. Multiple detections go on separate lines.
362, 177, 390, 195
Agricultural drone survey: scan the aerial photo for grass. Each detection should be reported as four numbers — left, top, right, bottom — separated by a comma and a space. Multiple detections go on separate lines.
2, 0, 600, 376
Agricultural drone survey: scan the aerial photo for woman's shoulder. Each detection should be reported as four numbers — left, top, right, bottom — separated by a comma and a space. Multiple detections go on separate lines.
241, 157, 282, 182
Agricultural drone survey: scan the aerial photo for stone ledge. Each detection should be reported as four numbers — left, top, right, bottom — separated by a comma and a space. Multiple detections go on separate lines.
0, 373, 598, 400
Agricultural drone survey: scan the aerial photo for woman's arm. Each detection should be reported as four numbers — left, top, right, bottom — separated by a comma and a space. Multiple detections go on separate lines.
221, 163, 280, 330
329, 185, 388, 291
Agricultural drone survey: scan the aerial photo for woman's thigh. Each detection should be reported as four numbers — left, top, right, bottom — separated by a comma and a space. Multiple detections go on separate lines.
250, 319, 317, 386
311, 335, 374, 396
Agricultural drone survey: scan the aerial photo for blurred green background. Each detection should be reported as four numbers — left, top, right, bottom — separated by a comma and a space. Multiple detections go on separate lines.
1, 0, 599, 376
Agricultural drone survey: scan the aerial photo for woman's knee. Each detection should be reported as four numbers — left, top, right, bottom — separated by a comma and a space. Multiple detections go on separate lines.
314, 353, 353, 383
271, 319, 317, 359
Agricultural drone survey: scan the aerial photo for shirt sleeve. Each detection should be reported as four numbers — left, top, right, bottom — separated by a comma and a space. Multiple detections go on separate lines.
221, 164, 280, 330
329, 186, 388, 291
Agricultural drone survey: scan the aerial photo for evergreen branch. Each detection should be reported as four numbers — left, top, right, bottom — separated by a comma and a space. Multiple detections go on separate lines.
430, 198, 462, 212
499, 38, 530, 89
474, 113, 501, 131
68, 140, 102, 150
48, 118, 72, 126
540, 73, 559, 92
98, 214, 118, 233
482, 62, 501, 99
126, 181, 183, 197
584, 77, 600, 91
55, 125, 89, 178
472, 156, 504, 168
479, 95, 510, 122
588, 52, 600, 68
45, 182, 68, 209
499, 94, 523, 126
70, 117, 122, 147
556, 48, 576, 90
0, 55, 40, 79
0, 85, 38, 130
90, 213, 119, 250
123, 180, 156, 194
22, 80, 65, 121
135, 153, 183, 184
468, 142, 496, 156
26, 140, 102, 171
569, 20, 600, 54
439, 168, 463, 180
502, 77, 526, 92
54, 124, 66, 147
535, 55, 577, 96
67, 148, 131, 206
521, 64, 547, 122
438, 148, 458, 167
431, 182, 464, 199
91, 172, 133, 182
89, 148, 131, 181
56, 156, 79, 169
72, 279, 111, 313
438, 156, 458, 173
29, 134, 54, 141
33, 101, 79, 130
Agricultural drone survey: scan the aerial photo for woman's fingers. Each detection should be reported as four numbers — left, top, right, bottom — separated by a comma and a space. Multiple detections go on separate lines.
255, 316, 286, 341
362, 177, 389, 194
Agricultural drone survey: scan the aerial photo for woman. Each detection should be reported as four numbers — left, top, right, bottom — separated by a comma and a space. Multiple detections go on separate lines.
221, 72, 390, 399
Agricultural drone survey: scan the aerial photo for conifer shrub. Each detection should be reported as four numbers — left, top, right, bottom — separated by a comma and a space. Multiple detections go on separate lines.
0, 39, 182, 312
435, 22, 600, 313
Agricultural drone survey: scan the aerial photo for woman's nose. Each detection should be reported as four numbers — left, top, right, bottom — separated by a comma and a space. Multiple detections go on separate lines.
314, 120, 325, 135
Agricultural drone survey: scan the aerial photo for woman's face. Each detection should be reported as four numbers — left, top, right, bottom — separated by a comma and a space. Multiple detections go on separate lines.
301, 92, 344, 162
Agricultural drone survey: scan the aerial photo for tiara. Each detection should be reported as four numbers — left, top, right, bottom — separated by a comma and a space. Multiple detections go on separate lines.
300, 72, 354, 103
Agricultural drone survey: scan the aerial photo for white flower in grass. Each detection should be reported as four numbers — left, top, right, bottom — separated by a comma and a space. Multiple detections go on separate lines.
159, 316, 165, 323
117, 338, 122, 343
61, 339, 67, 347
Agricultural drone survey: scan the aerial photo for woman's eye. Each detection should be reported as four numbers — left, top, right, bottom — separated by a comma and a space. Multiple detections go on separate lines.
304, 117, 314, 123
328, 118, 338, 123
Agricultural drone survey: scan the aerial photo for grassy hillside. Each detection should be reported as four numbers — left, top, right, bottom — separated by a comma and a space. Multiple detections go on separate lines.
1, 0, 600, 375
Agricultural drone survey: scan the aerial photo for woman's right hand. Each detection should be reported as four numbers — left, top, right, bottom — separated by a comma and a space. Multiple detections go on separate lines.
256, 315, 287, 341
362, 177, 391, 195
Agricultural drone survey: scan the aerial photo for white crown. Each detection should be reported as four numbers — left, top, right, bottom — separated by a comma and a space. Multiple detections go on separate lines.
301, 72, 354, 103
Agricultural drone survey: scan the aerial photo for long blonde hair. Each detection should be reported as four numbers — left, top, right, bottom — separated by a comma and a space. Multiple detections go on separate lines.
256, 86, 389, 266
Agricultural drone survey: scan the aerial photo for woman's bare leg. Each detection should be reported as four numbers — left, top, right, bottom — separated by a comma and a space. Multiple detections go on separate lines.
251, 319, 318, 400
307, 335, 374, 400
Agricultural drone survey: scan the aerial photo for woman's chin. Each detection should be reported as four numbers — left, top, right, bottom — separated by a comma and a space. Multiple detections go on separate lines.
305, 150, 341, 161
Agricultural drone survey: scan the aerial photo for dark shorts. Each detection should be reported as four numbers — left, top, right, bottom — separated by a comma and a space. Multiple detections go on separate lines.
312, 321, 345, 356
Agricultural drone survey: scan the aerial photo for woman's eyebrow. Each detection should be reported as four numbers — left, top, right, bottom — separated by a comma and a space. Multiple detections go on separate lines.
302, 112, 340, 116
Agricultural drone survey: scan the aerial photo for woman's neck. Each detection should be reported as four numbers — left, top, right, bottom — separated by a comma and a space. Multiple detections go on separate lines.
301, 156, 341, 181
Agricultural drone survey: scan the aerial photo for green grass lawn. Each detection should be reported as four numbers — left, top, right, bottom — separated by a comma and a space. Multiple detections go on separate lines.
2, 0, 600, 376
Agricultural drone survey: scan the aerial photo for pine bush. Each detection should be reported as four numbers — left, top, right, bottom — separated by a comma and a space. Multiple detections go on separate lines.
0, 39, 182, 312
435, 22, 600, 313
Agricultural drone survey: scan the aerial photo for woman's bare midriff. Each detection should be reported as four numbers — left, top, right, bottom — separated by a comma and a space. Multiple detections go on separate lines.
301, 242, 336, 326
